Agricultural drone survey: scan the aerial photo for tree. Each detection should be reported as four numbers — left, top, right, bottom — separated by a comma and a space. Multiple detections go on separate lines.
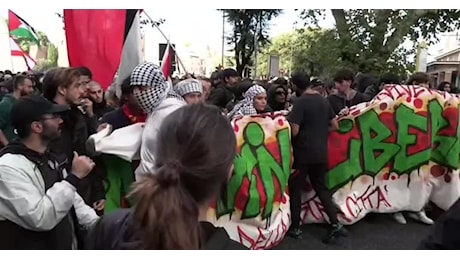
257, 31, 296, 77
297, 9, 460, 76
14, 30, 49, 54
47, 44, 59, 67
223, 9, 282, 75
258, 27, 342, 79
37, 31, 50, 47
33, 59, 56, 72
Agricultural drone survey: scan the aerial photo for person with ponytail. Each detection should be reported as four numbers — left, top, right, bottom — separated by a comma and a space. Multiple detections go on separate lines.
85, 104, 247, 250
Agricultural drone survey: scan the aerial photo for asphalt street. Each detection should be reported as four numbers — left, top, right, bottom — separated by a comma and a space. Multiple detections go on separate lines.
273, 212, 436, 250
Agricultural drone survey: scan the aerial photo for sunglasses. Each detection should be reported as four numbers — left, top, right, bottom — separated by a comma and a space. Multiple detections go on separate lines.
276, 91, 286, 96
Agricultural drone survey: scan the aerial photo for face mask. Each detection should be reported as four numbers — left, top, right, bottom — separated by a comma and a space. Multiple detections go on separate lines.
134, 87, 161, 114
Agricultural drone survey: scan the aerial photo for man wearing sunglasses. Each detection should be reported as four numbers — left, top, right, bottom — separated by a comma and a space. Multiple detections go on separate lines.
0, 95, 98, 249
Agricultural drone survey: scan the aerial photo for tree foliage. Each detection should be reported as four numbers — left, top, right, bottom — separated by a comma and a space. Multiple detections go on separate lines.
33, 59, 56, 72
47, 44, 59, 67
15, 30, 50, 54
258, 28, 342, 79
297, 9, 460, 76
222, 9, 282, 75
257, 31, 295, 77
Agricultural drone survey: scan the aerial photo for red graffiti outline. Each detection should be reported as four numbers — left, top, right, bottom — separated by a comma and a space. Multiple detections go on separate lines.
345, 185, 391, 219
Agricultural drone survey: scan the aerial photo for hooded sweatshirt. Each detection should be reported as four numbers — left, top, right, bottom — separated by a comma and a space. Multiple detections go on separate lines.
267, 85, 287, 112
135, 97, 185, 180
129, 62, 187, 180
327, 88, 364, 115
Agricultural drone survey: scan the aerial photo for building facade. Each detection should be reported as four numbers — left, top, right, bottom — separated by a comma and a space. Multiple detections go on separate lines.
426, 48, 460, 88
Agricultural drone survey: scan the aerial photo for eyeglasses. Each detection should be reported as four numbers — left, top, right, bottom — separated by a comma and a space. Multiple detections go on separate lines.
40, 114, 61, 121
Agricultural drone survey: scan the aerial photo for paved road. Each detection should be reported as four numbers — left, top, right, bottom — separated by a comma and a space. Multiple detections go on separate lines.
274, 213, 434, 250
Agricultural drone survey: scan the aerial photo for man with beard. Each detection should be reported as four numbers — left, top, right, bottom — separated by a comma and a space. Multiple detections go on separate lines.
42, 67, 105, 213
0, 75, 34, 147
0, 95, 98, 249
87, 81, 114, 121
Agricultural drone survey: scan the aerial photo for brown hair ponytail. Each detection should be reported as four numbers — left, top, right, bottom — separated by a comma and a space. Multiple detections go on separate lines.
129, 163, 201, 250
127, 104, 236, 250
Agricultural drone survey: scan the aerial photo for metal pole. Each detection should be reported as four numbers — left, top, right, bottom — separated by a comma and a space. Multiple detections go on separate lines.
143, 11, 187, 73
222, 10, 225, 67
253, 18, 259, 79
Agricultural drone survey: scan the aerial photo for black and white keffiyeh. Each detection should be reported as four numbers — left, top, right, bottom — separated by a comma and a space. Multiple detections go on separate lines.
174, 79, 203, 97
227, 84, 266, 120
130, 62, 184, 114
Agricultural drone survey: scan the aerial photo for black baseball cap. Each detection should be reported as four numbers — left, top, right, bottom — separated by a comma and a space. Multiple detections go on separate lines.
11, 95, 70, 131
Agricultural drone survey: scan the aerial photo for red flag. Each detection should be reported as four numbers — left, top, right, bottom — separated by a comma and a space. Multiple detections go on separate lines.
64, 9, 134, 90
160, 43, 171, 78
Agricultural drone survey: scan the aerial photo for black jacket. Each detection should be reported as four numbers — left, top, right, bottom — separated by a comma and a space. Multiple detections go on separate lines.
327, 89, 365, 115
93, 100, 114, 122
0, 142, 80, 250
85, 209, 248, 250
418, 198, 460, 249
48, 107, 105, 206
208, 83, 235, 110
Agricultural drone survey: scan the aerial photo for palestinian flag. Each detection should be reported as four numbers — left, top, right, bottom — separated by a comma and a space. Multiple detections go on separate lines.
160, 43, 172, 78
9, 36, 37, 70
64, 9, 142, 90
115, 9, 143, 95
160, 43, 173, 86
8, 10, 40, 46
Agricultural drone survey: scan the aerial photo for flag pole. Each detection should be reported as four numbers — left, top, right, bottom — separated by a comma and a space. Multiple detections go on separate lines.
142, 11, 187, 73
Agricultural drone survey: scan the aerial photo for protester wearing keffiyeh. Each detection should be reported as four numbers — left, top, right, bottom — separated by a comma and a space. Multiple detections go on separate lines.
130, 62, 186, 180
227, 84, 266, 120
174, 79, 203, 104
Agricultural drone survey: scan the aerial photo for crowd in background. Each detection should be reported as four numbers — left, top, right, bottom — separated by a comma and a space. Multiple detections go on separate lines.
0, 64, 458, 250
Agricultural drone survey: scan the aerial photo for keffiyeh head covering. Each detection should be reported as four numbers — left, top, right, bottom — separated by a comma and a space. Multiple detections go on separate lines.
227, 84, 266, 120
174, 79, 203, 97
130, 62, 184, 114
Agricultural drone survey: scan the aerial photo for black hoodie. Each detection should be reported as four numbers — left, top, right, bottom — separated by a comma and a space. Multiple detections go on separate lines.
267, 85, 287, 112
327, 89, 364, 115
85, 208, 248, 250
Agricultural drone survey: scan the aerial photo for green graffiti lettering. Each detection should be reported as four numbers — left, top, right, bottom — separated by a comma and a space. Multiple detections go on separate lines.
256, 127, 291, 219
393, 104, 430, 173
357, 109, 400, 174
428, 100, 457, 167
326, 138, 362, 190
218, 121, 291, 220
444, 105, 460, 168
325, 98, 460, 193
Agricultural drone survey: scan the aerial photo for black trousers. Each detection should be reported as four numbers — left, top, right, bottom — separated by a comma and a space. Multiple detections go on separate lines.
289, 163, 338, 228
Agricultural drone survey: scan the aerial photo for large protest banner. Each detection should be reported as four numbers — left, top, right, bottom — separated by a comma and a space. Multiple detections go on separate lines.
205, 112, 293, 249
206, 85, 460, 249
301, 85, 460, 224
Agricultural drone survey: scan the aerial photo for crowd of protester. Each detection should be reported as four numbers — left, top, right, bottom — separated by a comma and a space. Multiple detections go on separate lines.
0, 64, 459, 250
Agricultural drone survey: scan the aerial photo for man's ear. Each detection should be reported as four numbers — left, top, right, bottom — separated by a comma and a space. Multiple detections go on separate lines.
57, 85, 66, 96
30, 121, 43, 134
